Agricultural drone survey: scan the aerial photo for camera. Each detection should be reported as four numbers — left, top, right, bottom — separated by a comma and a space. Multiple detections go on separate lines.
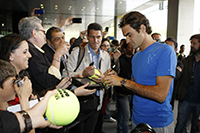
15, 78, 25, 87
107, 47, 117, 53
34, 9, 45, 14
72, 18, 82, 23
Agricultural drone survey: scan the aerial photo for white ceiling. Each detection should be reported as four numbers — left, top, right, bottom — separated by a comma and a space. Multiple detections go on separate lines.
0, 0, 165, 26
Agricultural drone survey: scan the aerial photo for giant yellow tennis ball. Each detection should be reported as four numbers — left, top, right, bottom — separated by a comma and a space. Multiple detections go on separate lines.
88, 69, 101, 79
45, 89, 80, 126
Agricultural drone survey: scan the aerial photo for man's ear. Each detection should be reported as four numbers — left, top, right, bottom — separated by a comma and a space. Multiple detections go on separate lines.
46, 39, 51, 45
140, 24, 146, 33
32, 29, 37, 38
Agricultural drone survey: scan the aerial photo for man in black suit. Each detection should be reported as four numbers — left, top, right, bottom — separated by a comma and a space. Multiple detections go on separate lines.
42, 27, 67, 77
18, 16, 70, 96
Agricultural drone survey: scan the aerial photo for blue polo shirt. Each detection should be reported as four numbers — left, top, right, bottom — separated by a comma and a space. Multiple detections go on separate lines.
131, 42, 177, 128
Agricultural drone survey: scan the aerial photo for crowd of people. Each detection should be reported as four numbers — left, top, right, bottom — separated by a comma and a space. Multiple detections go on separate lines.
0, 8, 199, 133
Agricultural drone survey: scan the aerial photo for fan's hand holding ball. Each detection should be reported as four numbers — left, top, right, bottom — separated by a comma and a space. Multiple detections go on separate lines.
88, 69, 101, 79
45, 89, 80, 126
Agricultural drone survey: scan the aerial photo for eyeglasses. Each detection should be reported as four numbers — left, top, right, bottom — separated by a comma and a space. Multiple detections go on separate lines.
101, 44, 110, 47
35, 29, 46, 34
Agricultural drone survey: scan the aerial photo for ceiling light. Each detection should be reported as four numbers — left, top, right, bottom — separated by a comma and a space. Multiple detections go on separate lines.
119, 1, 122, 4
55, 18, 57, 21
68, 8, 71, 10
55, 7, 57, 9
40, 3, 43, 6
96, 8, 99, 10
83, 7, 85, 9
89, 0, 91, 1
41, 6, 44, 9
55, 5, 58, 7
2, 23, 4, 26
82, 9, 84, 11
45, 18, 47, 20
69, 6, 72, 8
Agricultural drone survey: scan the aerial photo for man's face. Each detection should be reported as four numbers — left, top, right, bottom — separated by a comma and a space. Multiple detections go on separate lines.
87, 29, 102, 51
35, 23, 46, 48
48, 31, 65, 50
165, 40, 175, 50
190, 38, 200, 54
152, 34, 161, 42
0, 77, 16, 102
122, 24, 144, 49
126, 43, 135, 55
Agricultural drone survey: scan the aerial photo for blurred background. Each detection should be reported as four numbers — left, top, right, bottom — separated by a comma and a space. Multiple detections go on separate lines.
0, 0, 200, 56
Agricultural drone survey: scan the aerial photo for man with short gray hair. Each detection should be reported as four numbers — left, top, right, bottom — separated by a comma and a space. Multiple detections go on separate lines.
18, 16, 70, 96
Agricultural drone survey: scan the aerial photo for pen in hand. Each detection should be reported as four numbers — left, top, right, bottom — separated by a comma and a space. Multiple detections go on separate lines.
110, 64, 116, 72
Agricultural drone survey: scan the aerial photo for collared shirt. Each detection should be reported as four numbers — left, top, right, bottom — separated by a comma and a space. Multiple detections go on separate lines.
88, 45, 100, 69
88, 44, 100, 96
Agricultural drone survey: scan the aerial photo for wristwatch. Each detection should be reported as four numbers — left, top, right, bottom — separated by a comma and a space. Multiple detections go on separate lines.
120, 78, 127, 87
18, 110, 32, 133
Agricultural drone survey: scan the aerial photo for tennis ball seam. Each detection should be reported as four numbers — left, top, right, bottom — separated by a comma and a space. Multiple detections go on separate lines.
49, 100, 56, 125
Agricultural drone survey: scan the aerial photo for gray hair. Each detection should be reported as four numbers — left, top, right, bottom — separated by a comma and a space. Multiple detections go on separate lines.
18, 16, 42, 40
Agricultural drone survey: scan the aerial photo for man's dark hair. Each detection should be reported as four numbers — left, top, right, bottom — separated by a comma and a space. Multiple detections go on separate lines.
0, 60, 16, 88
151, 33, 161, 38
0, 33, 25, 62
111, 40, 119, 46
119, 11, 152, 34
46, 27, 62, 42
121, 40, 128, 49
87, 23, 102, 35
70, 37, 76, 45
190, 34, 200, 43
165, 37, 178, 49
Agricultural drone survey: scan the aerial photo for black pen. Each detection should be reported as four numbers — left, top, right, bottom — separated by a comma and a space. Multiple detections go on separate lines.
89, 62, 94, 66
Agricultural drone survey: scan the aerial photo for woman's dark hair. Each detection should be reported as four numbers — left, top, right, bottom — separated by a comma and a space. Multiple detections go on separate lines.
0, 33, 25, 61
101, 38, 110, 44
119, 11, 152, 34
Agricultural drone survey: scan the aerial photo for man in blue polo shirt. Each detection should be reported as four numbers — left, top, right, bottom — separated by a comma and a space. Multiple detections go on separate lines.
103, 11, 177, 133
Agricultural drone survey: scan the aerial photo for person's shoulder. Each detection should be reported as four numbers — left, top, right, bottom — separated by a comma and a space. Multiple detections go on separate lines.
156, 42, 174, 52
101, 50, 110, 57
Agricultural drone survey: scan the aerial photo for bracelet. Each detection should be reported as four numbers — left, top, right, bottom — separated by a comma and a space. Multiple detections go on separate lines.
53, 58, 61, 62
18, 110, 32, 133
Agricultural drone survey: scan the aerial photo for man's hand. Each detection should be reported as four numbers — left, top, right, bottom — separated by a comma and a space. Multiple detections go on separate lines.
90, 69, 104, 83
55, 42, 70, 57
56, 77, 71, 89
31, 8, 40, 17
74, 83, 96, 96
59, 16, 74, 29
113, 49, 121, 62
102, 75, 123, 87
26, 89, 63, 129
82, 66, 95, 77
104, 68, 117, 76
80, 30, 87, 39
14, 76, 32, 101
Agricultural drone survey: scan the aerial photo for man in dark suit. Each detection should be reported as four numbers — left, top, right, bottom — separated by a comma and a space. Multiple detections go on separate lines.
42, 27, 67, 77
18, 16, 70, 96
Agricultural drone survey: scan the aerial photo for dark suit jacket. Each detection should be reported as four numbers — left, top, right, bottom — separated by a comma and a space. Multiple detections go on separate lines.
175, 55, 193, 102
41, 43, 65, 74
27, 41, 60, 96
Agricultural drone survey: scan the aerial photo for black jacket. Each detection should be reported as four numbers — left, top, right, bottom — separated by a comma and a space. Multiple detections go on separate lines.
175, 55, 193, 102
27, 41, 60, 96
